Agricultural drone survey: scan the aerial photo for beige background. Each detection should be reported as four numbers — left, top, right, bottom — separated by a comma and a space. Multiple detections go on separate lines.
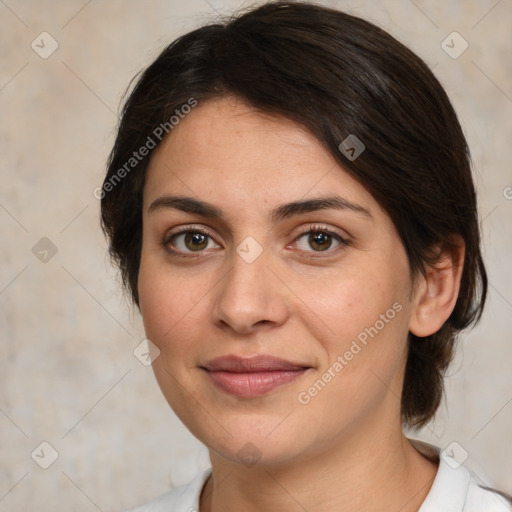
0, 0, 511, 510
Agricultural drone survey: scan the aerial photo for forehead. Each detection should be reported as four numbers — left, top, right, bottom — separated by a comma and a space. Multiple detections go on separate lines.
143, 96, 377, 216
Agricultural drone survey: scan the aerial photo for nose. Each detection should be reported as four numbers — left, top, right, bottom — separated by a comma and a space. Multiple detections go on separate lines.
211, 247, 289, 335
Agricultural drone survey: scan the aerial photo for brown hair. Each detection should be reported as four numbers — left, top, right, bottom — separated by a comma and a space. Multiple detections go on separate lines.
101, 1, 487, 428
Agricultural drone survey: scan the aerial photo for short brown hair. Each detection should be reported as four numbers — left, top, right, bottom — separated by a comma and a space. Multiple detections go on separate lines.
101, 1, 487, 428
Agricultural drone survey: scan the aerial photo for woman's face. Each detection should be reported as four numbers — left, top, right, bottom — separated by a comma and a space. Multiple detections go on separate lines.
138, 96, 417, 466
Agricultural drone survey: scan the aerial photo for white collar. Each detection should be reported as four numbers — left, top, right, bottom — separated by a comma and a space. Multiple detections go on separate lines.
410, 438, 472, 512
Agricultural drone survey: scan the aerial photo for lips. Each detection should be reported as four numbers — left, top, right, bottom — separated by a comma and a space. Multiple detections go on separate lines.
201, 355, 310, 397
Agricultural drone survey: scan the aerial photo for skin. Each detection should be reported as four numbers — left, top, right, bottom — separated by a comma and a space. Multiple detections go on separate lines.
138, 95, 464, 512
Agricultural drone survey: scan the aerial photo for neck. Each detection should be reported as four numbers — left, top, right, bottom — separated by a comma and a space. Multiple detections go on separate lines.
200, 422, 438, 512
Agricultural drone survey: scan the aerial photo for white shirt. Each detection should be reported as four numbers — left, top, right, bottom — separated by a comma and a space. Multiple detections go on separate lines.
126, 439, 512, 511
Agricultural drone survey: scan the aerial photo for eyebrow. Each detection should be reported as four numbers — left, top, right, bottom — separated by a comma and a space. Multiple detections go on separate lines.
148, 194, 372, 222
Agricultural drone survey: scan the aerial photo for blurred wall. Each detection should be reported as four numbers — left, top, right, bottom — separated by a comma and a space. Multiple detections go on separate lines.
1, 1, 511, 510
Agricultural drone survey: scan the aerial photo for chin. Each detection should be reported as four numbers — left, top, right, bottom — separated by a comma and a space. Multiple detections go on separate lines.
181, 408, 322, 469
208, 432, 307, 468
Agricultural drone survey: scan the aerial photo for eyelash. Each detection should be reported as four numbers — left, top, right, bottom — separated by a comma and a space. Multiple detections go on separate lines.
162, 224, 350, 259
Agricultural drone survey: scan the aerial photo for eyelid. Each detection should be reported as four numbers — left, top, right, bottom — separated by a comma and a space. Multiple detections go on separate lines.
293, 223, 349, 241
164, 224, 217, 241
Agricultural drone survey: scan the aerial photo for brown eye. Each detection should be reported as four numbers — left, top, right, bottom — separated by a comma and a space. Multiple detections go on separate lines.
166, 230, 220, 253
183, 232, 209, 251
294, 228, 348, 253
308, 231, 332, 251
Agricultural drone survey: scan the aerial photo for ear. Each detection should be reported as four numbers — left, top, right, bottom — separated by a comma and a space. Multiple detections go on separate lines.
409, 237, 465, 337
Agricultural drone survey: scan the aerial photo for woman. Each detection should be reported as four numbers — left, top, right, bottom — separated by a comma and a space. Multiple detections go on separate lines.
100, 2, 511, 511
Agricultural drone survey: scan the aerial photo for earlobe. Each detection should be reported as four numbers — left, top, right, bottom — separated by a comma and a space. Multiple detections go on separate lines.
409, 238, 465, 338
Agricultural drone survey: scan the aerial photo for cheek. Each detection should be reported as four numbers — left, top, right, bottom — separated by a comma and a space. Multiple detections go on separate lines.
137, 255, 210, 415
137, 252, 199, 350
292, 262, 411, 393
291, 263, 405, 346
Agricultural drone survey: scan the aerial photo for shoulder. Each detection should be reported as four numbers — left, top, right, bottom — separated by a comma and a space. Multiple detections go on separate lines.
124, 468, 211, 512
409, 438, 512, 512
464, 477, 512, 512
